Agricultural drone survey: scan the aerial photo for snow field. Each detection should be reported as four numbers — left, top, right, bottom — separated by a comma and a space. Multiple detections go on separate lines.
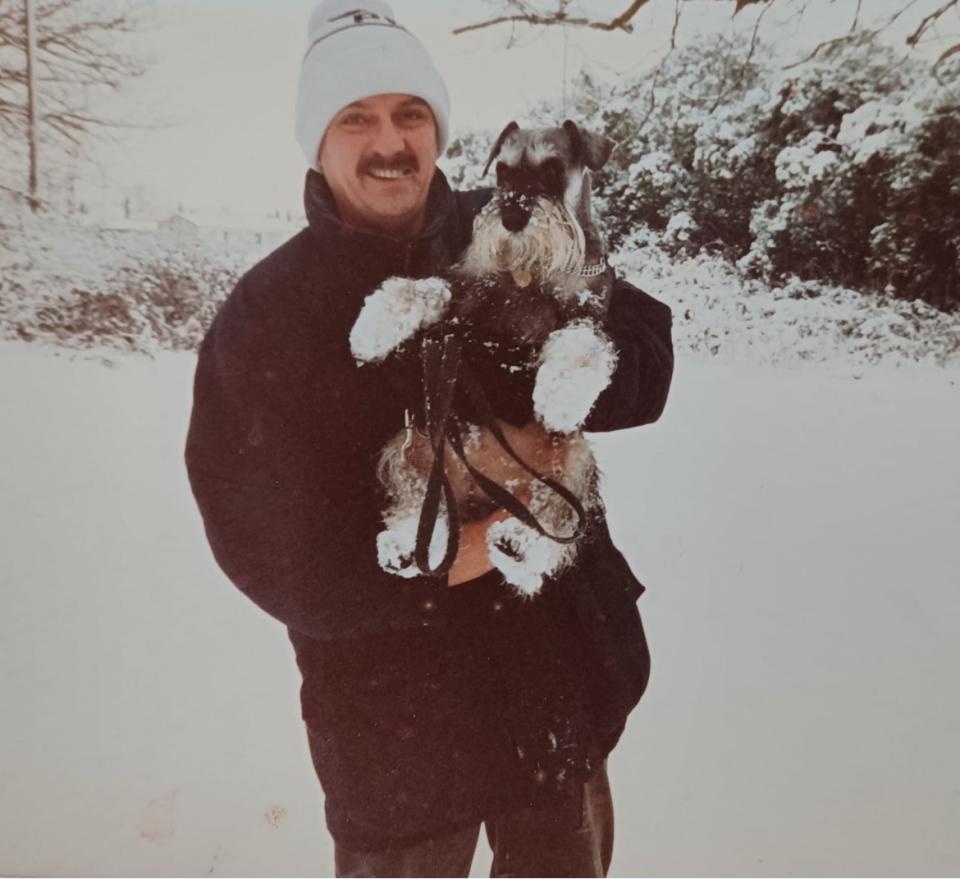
1, 340, 958, 875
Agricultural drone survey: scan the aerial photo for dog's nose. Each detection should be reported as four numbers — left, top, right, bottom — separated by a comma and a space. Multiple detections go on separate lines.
501, 204, 531, 232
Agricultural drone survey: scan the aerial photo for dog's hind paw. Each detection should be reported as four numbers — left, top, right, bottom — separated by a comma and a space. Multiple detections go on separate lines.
533, 321, 618, 433
486, 518, 560, 597
377, 516, 449, 578
350, 277, 451, 364
377, 528, 420, 578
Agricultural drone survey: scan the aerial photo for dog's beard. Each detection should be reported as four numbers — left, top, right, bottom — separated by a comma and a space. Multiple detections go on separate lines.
458, 196, 586, 281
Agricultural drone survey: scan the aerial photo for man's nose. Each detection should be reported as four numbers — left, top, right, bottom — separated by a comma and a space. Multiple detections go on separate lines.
370, 121, 407, 157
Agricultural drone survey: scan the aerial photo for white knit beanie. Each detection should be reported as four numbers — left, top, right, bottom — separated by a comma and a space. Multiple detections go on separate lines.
295, 0, 451, 171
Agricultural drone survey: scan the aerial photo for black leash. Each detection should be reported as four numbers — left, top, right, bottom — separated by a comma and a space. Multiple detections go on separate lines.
413, 328, 588, 578
413, 333, 462, 576
448, 360, 586, 544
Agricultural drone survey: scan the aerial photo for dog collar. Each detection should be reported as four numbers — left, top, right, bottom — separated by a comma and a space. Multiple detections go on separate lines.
577, 260, 608, 279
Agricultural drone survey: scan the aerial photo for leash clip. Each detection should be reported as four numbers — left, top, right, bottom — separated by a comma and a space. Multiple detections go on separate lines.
402, 408, 414, 454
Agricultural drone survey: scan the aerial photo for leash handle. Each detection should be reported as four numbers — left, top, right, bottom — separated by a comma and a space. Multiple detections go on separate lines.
413, 332, 462, 577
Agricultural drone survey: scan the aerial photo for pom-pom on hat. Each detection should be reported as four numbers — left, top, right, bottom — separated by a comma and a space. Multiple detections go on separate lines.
295, 0, 451, 171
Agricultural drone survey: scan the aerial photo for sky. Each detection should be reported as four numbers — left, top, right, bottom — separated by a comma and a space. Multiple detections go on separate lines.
75, 0, 957, 220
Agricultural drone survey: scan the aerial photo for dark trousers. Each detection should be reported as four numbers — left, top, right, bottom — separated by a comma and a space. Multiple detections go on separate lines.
334, 762, 614, 878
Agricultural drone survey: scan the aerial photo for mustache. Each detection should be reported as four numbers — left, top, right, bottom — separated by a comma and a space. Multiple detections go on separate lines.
358, 152, 419, 174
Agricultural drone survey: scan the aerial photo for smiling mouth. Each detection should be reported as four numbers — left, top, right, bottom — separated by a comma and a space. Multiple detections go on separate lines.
367, 168, 414, 180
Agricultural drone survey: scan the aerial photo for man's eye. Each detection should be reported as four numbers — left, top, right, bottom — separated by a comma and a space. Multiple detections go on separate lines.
340, 113, 368, 126
398, 109, 428, 124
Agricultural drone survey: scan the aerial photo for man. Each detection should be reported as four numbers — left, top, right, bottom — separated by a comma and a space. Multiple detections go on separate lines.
184, 1, 674, 875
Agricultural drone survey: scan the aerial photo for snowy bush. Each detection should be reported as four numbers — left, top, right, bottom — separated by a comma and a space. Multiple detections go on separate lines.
614, 227, 960, 367
733, 36, 960, 308
0, 217, 248, 353
525, 32, 959, 312
440, 129, 495, 191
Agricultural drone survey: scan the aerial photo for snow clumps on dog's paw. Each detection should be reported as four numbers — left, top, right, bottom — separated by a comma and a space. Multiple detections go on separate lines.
486, 518, 561, 597
377, 525, 420, 578
533, 321, 618, 433
377, 515, 449, 578
349, 276, 451, 364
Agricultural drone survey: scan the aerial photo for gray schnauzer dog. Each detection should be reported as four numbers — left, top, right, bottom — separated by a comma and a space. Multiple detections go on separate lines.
349, 120, 619, 595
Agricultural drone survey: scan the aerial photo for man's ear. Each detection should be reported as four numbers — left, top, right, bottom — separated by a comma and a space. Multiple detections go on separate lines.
316, 129, 329, 173
562, 120, 616, 171
482, 121, 520, 178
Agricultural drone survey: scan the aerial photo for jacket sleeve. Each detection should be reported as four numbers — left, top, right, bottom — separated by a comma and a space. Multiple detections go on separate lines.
184, 281, 446, 642
582, 277, 675, 433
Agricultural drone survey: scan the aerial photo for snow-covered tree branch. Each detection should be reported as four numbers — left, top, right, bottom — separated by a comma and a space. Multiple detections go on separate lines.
455, 0, 960, 71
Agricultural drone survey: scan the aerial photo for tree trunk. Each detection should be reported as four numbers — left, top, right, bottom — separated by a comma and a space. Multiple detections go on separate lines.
25, 0, 40, 212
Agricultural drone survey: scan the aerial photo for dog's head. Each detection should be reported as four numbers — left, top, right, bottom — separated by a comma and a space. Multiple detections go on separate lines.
463, 121, 616, 283
482, 120, 615, 228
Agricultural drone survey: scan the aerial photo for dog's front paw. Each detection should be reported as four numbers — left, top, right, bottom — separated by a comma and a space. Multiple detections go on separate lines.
486, 518, 563, 597
533, 322, 618, 433
349, 276, 451, 364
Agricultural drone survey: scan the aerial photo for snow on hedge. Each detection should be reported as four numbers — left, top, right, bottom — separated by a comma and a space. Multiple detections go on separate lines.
0, 216, 273, 354
2, 207, 959, 368
614, 227, 960, 368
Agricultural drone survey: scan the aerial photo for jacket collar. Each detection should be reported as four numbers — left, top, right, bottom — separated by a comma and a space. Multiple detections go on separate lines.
303, 167, 457, 253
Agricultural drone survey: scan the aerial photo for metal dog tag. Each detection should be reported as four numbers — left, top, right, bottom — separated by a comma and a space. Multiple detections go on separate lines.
512, 268, 533, 288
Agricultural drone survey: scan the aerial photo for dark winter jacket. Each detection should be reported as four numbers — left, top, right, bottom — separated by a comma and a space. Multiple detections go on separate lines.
184, 168, 674, 851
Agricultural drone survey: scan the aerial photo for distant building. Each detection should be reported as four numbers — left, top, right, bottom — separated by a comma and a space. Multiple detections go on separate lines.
99, 218, 158, 234
96, 205, 303, 256
158, 214, 200, 239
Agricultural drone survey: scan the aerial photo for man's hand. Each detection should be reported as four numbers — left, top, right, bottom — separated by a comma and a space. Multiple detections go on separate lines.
446, 507, 511, 587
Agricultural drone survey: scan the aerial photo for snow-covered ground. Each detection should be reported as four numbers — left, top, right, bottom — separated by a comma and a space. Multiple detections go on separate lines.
1, 328, 958, 876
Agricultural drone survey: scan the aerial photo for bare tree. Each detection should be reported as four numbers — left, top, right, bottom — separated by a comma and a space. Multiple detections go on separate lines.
0, 0, 147, 209
454, 0, 960, 71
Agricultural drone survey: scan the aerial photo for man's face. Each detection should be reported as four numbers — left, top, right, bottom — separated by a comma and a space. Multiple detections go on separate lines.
318, 93, 440, 238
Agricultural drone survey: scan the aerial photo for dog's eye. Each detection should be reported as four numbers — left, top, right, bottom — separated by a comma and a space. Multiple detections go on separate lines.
539, 158, 563, 180
534, 158, 565, 196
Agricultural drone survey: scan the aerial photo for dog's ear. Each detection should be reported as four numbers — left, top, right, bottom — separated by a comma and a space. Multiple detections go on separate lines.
562, 120, 617, 171
482, 121, 520, 178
